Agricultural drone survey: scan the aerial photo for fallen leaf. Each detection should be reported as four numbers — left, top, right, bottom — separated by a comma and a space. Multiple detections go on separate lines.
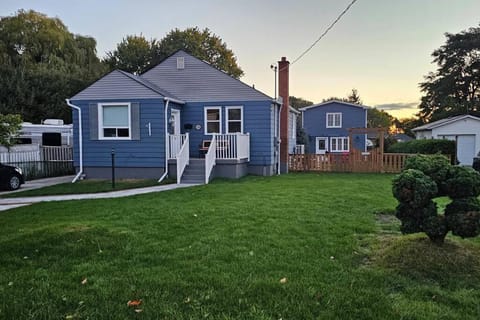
65, 315, 74, 319
81, 278, 87, 285
23, 256, 28, 259
134, 309, 143, 313
330, 256, 335, 260
8, 282, 13, 286
184, 297, 191, 303
280, 277, 287, 284
127, 300, 142, 307
249, 251, 254, 256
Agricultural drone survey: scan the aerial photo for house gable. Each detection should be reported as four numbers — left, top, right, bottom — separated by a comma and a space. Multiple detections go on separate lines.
71, 70, 168, 101
141, 50, 272, 102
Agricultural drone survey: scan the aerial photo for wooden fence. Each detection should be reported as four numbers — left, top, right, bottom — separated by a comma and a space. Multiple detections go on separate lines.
289, 151, 416, 173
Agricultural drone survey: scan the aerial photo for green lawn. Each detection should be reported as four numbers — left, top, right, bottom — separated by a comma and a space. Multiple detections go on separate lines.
1, 179, 171, 198
0, 173, 479, 319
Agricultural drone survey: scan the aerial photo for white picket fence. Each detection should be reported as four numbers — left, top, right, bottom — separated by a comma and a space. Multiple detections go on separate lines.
0, 145, 74, 179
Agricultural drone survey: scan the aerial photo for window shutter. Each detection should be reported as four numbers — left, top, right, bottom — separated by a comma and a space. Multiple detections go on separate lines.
131, 103, 140, 140
89, 103, 98, 140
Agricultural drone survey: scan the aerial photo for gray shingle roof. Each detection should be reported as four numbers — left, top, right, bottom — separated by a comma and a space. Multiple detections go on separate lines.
141, 50, 273, 102
412, 115, 480, 131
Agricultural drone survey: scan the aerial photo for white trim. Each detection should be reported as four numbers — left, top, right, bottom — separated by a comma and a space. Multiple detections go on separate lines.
171, 109, 181, 135
326, 112, 342, 128
204, 106, 222, 135
315, 137, 328, 154
330, 136, 349, 152
98, 102, 132, 140
225, 106, 243, 134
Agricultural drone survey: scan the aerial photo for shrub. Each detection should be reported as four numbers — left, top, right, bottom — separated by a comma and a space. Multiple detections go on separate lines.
392, 164, 480, 244
444, 166, 480, 198
404, 154, 451, 194
392, 169, 437, 206
423, 215, 449, 244
387, 139, 455, 158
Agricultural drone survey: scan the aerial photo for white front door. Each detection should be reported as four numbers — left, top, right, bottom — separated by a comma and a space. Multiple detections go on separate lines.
315, 137, 328, 154
457, 135, 475, 165
171, 109, 181, 135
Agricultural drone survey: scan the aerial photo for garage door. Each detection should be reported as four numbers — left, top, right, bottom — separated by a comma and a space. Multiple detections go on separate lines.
457, 135, 475, 165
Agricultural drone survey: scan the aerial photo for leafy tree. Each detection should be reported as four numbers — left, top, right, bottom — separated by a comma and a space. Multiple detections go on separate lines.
104, 35, 158, 75
322, 88, 363, 104
289, 96, 313, 110
0, 114, 22, 150
154, 27, 244, 78
418, 25, 480, 122
367, 108, 393, 129
394, 117, 422, 137
0, 10, 106, 123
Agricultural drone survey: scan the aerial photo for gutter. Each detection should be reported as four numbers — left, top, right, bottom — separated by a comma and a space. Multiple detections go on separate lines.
65, 99, 83, 183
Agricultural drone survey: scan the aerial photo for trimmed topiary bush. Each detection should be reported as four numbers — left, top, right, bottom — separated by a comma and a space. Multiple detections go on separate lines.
392, 156, 480, 244
392, 169, 437, 206
444, 166, 480, 199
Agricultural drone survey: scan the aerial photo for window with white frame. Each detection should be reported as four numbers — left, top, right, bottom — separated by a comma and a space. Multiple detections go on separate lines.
226, 106, 243, 133
204, 107, 222, 134
330, 137, 349, 152
326, 112, 342, 128
99, 103, 131, 139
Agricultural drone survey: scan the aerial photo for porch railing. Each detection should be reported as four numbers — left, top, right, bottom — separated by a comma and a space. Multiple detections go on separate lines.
215, 133, 250, 160
176, 133, 190, 184
168, 134, 188, 159
205, 135, 216, 184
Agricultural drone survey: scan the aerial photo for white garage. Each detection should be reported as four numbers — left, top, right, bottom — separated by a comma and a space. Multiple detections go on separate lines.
412, 115, 480, 166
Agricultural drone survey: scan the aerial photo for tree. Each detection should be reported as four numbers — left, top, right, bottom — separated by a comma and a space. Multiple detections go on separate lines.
0, 10, 106, 123
418, 25, 480, 122
367, 108, 393, 129
322, 88, 362, 104
394, 117, 422, 137
0, 114, 22, 150
154, 27, 243, 78
104, 35, 158, 75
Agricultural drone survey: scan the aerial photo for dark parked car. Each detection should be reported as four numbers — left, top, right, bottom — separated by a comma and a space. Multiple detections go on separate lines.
0, 163, 25, 190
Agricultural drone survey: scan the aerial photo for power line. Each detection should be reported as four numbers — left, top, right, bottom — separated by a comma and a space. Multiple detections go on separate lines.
282, 0, 359, 69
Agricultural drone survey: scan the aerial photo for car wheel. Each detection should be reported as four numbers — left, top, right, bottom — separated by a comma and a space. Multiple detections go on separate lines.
7, 174, 21, 191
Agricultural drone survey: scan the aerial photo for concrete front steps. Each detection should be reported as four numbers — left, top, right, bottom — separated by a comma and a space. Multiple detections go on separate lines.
180, 158, 205, 184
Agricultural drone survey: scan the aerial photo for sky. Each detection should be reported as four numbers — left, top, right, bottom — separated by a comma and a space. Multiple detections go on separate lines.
1, 0, 480, 119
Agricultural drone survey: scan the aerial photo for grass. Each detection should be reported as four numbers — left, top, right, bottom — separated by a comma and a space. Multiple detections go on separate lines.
1, 178, 172, 198
0, 173, 479, 319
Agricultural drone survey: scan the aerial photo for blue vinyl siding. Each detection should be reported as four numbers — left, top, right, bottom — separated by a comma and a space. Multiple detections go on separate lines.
180, 100, 274, 166
71, 98, 169, 169
302, 102, 367, 153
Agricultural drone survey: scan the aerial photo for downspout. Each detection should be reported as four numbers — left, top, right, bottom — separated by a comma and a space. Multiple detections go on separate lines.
65, 99, 83, 183
158, 99, 171, 182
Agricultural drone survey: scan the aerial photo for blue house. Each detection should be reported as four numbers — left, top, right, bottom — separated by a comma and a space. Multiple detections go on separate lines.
299, 100, 368, 154
67, 50, 284, 184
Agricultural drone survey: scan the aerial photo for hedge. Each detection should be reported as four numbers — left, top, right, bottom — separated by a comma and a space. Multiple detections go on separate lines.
387, 139, 455, 156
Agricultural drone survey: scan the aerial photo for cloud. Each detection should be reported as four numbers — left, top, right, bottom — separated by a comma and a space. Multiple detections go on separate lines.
374, 102, 418, 110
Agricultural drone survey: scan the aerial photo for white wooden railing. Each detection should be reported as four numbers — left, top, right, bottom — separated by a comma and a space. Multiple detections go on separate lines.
41, 146, 73, 161
168, 134, 188, 159
205, 135, 216, 184
214, 133, 250, 160
176, 133, 190, 184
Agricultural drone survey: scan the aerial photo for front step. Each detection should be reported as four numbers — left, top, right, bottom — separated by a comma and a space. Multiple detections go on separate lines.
180, 159, 206, 184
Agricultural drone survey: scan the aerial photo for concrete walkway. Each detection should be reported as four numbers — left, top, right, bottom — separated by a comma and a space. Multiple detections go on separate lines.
0, 177, 199, 211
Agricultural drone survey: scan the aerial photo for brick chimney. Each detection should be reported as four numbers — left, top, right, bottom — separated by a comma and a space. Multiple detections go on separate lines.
278, 57, 289, 173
